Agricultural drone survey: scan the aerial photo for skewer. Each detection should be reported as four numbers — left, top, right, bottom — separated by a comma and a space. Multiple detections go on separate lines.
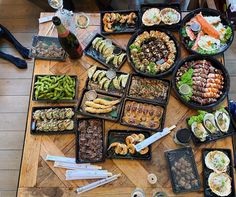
45, 155, 77, 163
45, 23, 54, 36
54, 161, 102, 170
76, 174, 121, 194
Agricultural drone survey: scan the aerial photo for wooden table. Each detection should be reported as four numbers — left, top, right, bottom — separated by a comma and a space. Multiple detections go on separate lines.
17, 13, 235, 197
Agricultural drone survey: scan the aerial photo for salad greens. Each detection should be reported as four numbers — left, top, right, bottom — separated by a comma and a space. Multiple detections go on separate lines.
221, 26, 232, 44
196, 47, 219, 55
147, 62, 157, 75
188, 110, 207, 126
177, 68, 194, 101
181, 27, 187, 37
129, 44, 141, 53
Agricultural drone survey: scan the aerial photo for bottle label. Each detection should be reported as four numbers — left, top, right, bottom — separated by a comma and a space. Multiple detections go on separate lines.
58, 30, 70, 38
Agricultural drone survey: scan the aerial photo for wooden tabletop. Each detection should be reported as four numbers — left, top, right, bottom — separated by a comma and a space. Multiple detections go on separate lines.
17, 13, 235, 197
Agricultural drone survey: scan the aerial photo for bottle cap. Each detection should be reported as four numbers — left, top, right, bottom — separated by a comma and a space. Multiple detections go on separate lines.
52, 16, 61, 26
147, 173, 157, 184
131, 188, 145, 197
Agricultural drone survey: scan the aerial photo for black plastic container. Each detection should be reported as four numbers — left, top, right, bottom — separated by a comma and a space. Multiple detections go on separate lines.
85, 66, 131, 97
106, 130, 151, 160
126, 74, 171, 105
126, 28, 180, 78
31, 35, 66, 61
76, 118, 105, 163
180, 8, 234, 56
202, 148, 235, 197
120, 98, 166, 132
78, 88, 124, 122
100, 10, 139, 35
84, 33, 127, 70
31, 106, 76, 135
186, 108, 236, 145
32, 75, 78, 103
140, 3, 182, 30
165, 147, 201, 194
172, 55, 230, 110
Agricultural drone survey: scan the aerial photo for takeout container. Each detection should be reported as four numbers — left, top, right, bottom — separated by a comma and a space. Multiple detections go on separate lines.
119, 98, 167, 132
180, 8, 234, 56
172, 55, 230, 110
78, 88, 124, 122
126, 28, 180, 78
84, 33, 127, 70
30, 35, 66, 61
31, 106, 76, 135
186, 108, 236, 145
100, 10, 140, 35
106, 130, 151, 160
85, 66, 131, 97
32, 75, 78, 103
202, 148, 235, 197
140, 3, 182, 31
165, 147, 201, 194
126, 74, 171, 105
76, 118, 105, 163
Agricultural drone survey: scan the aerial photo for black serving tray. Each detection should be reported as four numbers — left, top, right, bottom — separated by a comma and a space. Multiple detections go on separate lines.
100, 10, 139, 35
140, 3, 182, 31
31, 106, 76, 135
172, 55, 230, 110
78, 88, 124, 122
165, 147, 201, 194
186, 109, 236, 145
126, 28, 180, 78
76, 118, 105, 163
126, 74, 171, 105
84, 33, 127, 70
106, 130, 151, 160
85, 66, 131, 97
180, 8, 234, 56
31, 35, 66, 61
32, 75, 78, 103
120, 98, 166, 132
202, 148, 235, 197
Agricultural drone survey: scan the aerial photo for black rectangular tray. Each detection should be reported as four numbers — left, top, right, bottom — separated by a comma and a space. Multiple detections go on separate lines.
186, 109, 236, 145
84, 33, 127, 70
78, 88, 124, 122
32, 75, 78, 103
165, 147, 201, 194
120, 97, 166, 132
100, 10, 140, 35
202, 148, 235, 197
126, 74, 171, 105
31, 35, 66, 61
76, 118, 105, 163
106, 130, 151, 160
140, 3, 182, 31
85, 66, 131, 97
31, 106, 76, 135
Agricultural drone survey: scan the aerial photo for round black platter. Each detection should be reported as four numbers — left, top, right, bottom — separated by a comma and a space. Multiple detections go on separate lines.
126, 28, 181, 78
172, 55, 230, 110
180, 8, 234, 56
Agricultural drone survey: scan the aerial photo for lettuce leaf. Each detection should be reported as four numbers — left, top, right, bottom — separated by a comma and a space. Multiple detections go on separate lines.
188, 110, 207, 126
147, 62, 157, 75
129, 44, 141, 52
196, 47, 219, 54
181, 27, 188, 37
221, 26, 232, 44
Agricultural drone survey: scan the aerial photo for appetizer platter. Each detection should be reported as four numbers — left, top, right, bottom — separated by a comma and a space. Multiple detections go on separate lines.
78, 89, 123, 122
127, 29, 180, 77
101, 10, 139, 35
31, 106, 76, 135
120, 98, 166, 132
76, 118, 105, 163
140, 3, 181, 30
31, 35, 66, 61
187, 108, 235, 145
86, 65, 130, 96
180, 8, 234, 56
127, 74, 171, 104
84, 33, 127, 70
173, 55, 230, 110
165, 147, 201, 194
32, 75, 78, 102
106, 130, 151, 160
202, 148, 235, 197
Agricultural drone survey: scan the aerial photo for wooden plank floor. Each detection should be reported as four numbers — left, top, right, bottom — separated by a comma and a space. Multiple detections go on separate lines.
0, 0, 235, 196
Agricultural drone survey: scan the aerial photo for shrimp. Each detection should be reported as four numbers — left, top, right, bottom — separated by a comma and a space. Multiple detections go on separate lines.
125, 136, 135, 145
206, 83, 223, 89
128, 144, 136, 154
208, 73, 224, 80
207, 78, 223, 85
203, 92, 220, 98
138, 134, 145, 142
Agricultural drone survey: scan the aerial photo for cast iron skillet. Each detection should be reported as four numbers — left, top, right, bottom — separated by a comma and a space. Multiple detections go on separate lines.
180, 8, 234, 56
126, 28, 180, 78
172, 55, 230, 110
